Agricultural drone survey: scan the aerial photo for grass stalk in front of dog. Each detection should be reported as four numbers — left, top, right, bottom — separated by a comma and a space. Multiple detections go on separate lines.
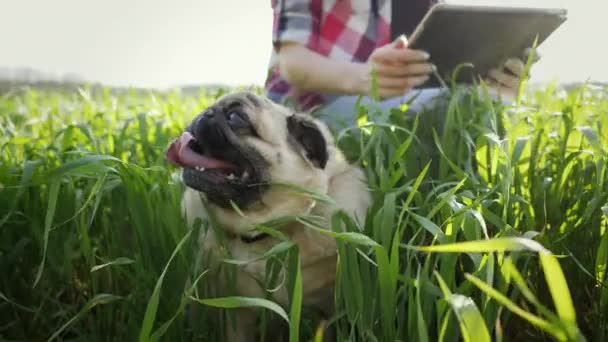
1, 83, 607, 341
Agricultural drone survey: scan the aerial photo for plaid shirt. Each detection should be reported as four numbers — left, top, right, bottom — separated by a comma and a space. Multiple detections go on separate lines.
265, 0, 438, 111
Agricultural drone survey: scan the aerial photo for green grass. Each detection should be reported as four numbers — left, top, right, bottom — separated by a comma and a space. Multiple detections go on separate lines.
1, 82, 607, 341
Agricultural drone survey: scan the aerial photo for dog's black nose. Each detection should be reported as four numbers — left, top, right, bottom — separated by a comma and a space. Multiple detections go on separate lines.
193, 108, 229, 150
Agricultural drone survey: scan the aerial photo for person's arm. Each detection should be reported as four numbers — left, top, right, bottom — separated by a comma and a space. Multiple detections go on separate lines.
271, 0, 433, 99
278, 42, 369, 96
278, 38, 434, 99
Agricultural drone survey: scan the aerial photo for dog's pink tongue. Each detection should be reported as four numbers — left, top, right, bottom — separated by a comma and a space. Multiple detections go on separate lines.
166, 132, 236, 170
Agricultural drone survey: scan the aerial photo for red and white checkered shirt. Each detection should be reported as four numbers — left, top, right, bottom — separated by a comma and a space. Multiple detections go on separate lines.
265, 0, 438, 111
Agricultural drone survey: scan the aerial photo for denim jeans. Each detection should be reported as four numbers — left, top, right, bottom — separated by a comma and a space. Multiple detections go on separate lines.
312, 86, 510, 179
314, 88, 449, 132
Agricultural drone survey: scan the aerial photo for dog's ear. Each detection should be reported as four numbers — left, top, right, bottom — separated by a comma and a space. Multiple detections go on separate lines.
287, 114, 328, 169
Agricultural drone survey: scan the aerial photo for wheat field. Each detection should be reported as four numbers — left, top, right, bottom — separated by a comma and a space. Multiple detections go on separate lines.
1, 82, 607, 341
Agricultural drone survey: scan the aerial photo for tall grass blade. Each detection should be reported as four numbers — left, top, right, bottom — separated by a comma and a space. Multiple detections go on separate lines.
539, 253, 579, 337
464, 273, 565, 340
138, 230, 192, 342
47, 294, 123, 341
33, 179, 60, 288
90, 257, 135, 273
289, 251, 303, 342
435, 272, 491, 342
149, 270, 209, 342
403, 237, 549, 253
190, 296, 289, 323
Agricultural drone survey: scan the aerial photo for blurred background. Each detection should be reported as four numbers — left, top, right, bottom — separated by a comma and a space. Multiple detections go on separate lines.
1, 0, 605, 90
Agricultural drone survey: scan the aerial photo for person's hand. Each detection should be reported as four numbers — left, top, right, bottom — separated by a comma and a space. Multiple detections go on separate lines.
484, 48, 541, 99
356, 35, 435, 99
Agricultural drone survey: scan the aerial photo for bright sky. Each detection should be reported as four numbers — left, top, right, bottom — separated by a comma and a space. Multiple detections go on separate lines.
1, 0, 606, 89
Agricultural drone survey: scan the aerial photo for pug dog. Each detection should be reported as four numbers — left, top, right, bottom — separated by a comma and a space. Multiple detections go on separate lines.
166, 91, 372, 341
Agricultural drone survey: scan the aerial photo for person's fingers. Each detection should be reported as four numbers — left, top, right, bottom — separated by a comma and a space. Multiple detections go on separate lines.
373, 62, 434, 77
393, 34, 408, 49
483, 77, 503, 91
374, 47, 430, 64
504, 58, 525, 77
488, 68, 520, 90
481, 77, 515, 99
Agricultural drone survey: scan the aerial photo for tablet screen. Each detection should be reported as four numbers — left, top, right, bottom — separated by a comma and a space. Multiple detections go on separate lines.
404, 5, 567, 88
390, 0, 437, 40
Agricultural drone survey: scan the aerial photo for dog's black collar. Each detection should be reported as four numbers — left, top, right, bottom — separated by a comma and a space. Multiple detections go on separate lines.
240, 232, 270, 244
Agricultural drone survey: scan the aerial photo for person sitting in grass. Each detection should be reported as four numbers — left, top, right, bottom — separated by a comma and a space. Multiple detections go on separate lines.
264, 0, 534, 130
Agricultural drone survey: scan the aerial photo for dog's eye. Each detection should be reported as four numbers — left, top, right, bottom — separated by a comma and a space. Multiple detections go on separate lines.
226, 111, 251, 132
227, 111, 245, 125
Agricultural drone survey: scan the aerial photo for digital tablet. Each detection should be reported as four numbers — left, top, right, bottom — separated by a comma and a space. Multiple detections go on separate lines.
404, 4, 568, 88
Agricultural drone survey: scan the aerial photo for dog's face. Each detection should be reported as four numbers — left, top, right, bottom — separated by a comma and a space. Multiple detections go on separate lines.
167, 91, 338, 233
